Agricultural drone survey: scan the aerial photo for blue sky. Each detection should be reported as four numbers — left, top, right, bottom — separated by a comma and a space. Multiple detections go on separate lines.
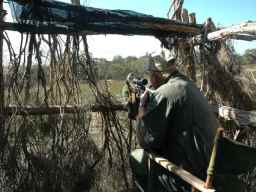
82, 0, 256, 58
82, 0, 255, 25
4, 0, 256, 59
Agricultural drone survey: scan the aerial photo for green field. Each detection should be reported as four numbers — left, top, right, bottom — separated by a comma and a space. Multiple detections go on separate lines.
79, 79, 125, 103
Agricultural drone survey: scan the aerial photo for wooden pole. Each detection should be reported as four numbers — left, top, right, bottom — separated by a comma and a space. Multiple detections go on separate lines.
181, 8, 189, 24
206, 128, 224, 189
3, 103, 256, 129
189, 13, 196, 24
0, 0, 5, 144
4, 104, 127, 115
71, 0, 80, 77
71, 0, 80, 6
207, 21, 256, 41
0, 20, 202, 37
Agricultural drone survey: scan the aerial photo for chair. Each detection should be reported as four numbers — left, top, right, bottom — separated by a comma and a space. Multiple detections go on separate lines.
144, 128, 256, 192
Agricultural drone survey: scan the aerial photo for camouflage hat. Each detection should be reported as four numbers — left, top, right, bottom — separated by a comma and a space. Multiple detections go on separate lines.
126, 72, 135, 82
154, 62, 169, 72
144, 57, 168, 72
166, 56, 176, 65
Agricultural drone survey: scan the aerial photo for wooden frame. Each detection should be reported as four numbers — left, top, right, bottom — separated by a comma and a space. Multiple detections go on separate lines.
147, 154, 215, 192
144, 129, 225, 192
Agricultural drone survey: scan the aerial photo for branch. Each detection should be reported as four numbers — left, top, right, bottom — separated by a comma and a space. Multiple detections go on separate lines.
6, 0, 202, 36
0, 21, 201, 37
4, 104, 256, 128
212, 105, 256, 128
207, 21, 256, 41
4, 104, 127, 115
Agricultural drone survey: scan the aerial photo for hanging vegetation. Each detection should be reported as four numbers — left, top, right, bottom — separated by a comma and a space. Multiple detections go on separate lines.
0, 0, 255, 191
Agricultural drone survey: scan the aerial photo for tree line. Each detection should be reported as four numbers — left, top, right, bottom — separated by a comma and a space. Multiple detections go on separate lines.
5, 48, 255, 85
93, 48, 256, 81
236, 49, 256, 66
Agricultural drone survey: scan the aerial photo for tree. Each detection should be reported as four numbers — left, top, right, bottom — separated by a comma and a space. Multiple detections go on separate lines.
243, 49, 256, 65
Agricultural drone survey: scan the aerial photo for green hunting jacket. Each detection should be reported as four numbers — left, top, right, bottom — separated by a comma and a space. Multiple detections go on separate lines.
136, 71, 218, 179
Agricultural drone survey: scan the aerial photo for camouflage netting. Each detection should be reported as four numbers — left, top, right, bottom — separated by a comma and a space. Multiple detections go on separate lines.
1, 30, 135, 191
161, 0, 256, 136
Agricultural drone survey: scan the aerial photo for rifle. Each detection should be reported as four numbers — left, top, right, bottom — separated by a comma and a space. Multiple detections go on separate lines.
125, 76, 148, 120
127, 77, 148, 94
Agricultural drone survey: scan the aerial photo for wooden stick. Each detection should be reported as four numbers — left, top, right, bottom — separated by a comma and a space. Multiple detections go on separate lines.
0, 22, 95, 35
181, 8, 189, 24
4, 104, 127, 115
207, 21, 256, 41
211, 105, 256, 128
206, 128, 224, 189
71, 0, 80, 6
0, 20, 202, 37
205, 176, 214, 189
0, 1, 5, 134
3, 104, 256, 129
189, 13, 196, 24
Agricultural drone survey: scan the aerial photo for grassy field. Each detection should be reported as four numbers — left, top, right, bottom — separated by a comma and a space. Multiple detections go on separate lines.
6, 63, 256, 105
243, 64, 256, 76
80, 64, 256, 101
80, 79, 125, 103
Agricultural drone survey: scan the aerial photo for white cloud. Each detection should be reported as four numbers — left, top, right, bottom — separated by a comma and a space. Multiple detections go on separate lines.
87, 35, 162, 60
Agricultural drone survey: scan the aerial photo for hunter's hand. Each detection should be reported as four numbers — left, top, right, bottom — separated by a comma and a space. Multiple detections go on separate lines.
137, 90, 149, 118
